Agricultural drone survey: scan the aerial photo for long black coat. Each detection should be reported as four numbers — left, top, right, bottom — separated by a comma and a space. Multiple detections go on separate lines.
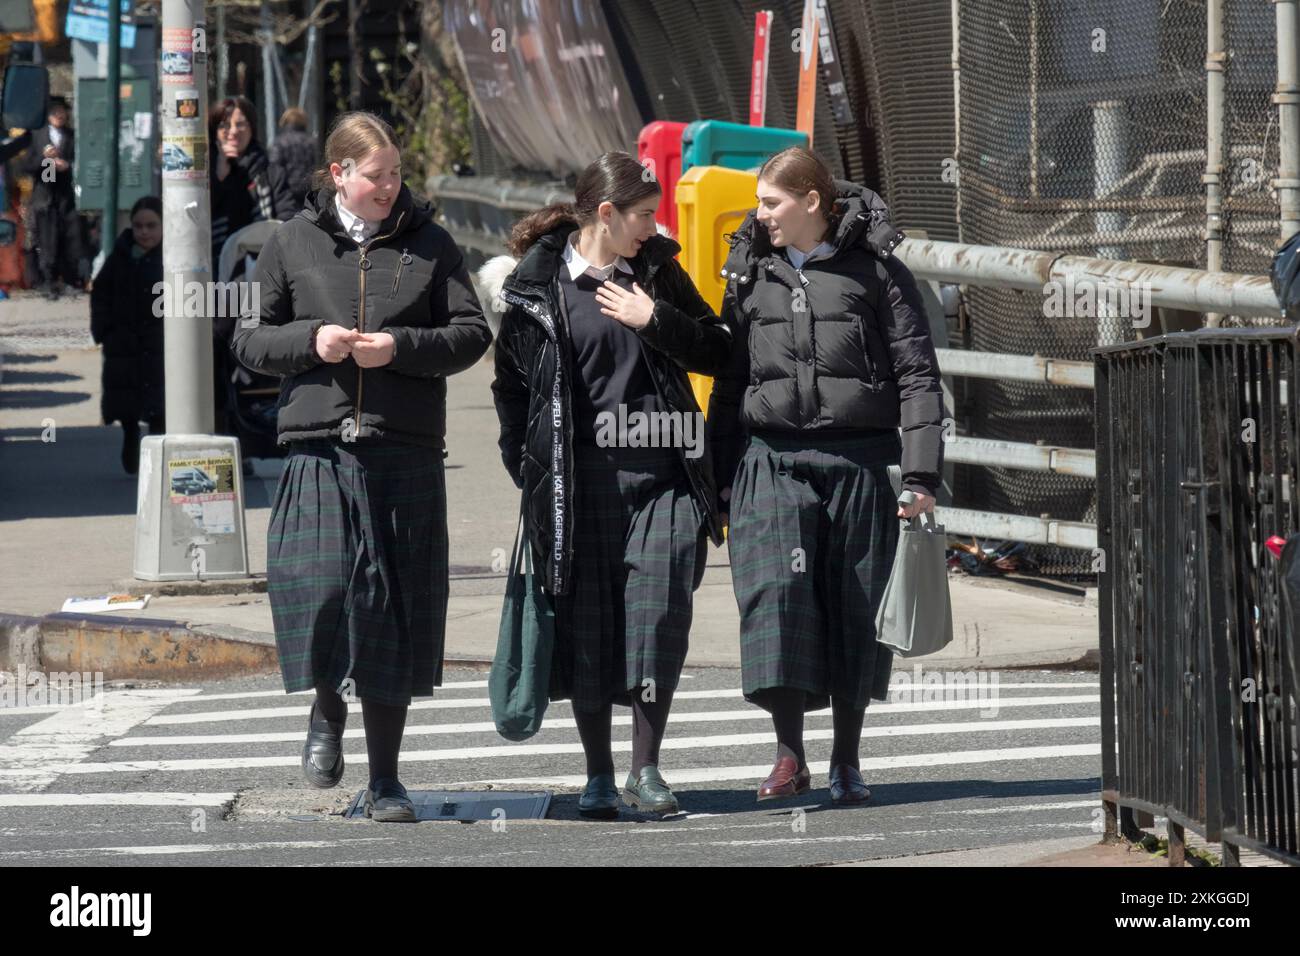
21, 126, 76, 210
90, 229, 164, 425
486, 224, 733, 597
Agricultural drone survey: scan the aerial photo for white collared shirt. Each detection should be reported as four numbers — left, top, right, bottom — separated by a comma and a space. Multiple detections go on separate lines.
48, 125, 66, 151
335, 194, 379, 245
784, 240, 835, 271
562, 232, 634, 282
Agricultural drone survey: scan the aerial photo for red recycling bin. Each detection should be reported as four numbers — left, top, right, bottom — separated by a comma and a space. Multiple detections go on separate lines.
637, 121, 687, 238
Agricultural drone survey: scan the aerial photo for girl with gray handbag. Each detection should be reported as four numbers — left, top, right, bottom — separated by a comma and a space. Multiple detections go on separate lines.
707, 146, 946, 806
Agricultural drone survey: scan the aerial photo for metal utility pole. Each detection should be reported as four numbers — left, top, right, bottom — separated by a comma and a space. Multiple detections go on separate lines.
1277, 0, 1300, 242
160, 0, 213, 436
1205, 0, 1225, 326
101, 0, 122, 260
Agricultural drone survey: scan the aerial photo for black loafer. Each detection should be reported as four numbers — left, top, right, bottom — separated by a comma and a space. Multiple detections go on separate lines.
623, 765, 680, 814
829, 764, 871, 805
577, 773, 620, 819
365, 777, 417, 822
301, 701, 346, 789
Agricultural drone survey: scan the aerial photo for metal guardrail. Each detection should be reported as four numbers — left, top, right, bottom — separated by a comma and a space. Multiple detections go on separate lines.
1095, 327, 1300, 866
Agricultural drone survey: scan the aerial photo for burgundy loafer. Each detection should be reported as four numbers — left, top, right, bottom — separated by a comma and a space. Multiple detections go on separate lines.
757, 755, 812, 801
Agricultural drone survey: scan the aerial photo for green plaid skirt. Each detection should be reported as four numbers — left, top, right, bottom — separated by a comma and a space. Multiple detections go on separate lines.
551, 444, 708, 713
728, 430, 902, 712
266, 438, 448, 707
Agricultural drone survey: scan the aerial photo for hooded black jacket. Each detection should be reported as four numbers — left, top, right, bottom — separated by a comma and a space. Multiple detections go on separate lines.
488, 223, 732, 596
706, 180, 945, 497
90, 228, 164, 425
230, 184, 492, 448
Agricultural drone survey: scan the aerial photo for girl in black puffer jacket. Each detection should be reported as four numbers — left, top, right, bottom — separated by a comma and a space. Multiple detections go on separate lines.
90, 196, 163, 474
707, 147, 945, 808
231, 112, 491, 822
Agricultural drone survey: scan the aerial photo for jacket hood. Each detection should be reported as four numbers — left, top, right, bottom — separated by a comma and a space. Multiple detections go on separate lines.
721, 179, 905, 280
300, 182, 434, 239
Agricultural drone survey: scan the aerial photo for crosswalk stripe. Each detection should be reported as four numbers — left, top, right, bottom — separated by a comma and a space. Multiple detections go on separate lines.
442, 744, 1103, 789
0, 792, 238, 808
0, 690, 200, 792
109, 715, 1099, 748
0, 839, 396, 859
11, 724, 1101, 777
142, 692, 1100, 726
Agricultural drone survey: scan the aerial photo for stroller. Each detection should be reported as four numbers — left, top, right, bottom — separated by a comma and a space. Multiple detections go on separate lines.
216, 221, 286, 461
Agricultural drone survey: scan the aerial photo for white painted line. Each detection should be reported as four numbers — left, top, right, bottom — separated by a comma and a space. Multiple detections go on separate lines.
142, 692, 1101, 726
443, 744, 1103, 790
110, 715, 1098, 748
186, 679, 490, 703
0, 690, 201, 791
933, 799, 1102, 815
35, 733, 1101, 777
0, 838, 395, 860
0, 792, 237, 808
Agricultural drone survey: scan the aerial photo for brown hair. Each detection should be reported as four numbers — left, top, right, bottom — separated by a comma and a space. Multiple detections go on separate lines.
507, 151, 661, 257
278, 107, 309, 131
758, 146, 842, 236
210, 96, 258, 143
310, 111, 401, 195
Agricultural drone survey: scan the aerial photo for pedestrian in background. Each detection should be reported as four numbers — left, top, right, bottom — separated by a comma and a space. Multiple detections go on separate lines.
708, 146, 945, 806
486, 151, 731, 818
89, 196, 164, 475
268, 106, 318, 215
232, 111, 492, 822
209, 96, 296, 441
21, 97, 82, 299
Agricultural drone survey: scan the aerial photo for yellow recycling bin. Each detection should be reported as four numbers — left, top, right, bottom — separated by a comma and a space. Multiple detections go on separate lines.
675, 164, 758, 416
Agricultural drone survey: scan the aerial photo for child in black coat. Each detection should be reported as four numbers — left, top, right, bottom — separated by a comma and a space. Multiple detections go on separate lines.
90, 196, 164, 474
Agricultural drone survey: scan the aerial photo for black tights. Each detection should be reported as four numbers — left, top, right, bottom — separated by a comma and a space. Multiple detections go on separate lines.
313, 685, 408, 787
572, 687, 676, 779
759, 688, 866, 769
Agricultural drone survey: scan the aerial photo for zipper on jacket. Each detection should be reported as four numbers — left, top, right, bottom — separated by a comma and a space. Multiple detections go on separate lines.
391, 248, 411, 297
351, 213, 405, 439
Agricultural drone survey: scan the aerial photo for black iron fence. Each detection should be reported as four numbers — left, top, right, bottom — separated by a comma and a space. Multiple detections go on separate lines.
1095, 328, 1300, 865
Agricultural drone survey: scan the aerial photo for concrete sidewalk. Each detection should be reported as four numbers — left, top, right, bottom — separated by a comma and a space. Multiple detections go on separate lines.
1, 339, 1099, 675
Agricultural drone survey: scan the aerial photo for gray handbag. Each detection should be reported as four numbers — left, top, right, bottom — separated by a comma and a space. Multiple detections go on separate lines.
875, 492, 954, 657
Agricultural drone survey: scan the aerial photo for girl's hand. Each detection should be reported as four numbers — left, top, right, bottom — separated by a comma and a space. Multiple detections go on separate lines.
351, 332, 395, 368
898, 492, 937, 519
596, 280, 655, 330
315, 324, 359, 362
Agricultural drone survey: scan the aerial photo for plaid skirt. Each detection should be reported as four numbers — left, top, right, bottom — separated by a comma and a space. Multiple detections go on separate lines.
551, 444, 708, 713
266, 438, 448, 707
728, 430, 902, 712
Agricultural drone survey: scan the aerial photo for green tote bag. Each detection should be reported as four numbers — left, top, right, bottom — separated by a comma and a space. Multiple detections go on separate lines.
488, 500, 556, 741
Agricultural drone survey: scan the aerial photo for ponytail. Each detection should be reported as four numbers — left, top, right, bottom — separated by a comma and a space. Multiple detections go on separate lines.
507, 202, 579, 257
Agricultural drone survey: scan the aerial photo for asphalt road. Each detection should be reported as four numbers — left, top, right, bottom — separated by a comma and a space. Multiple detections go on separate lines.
0, 665, 1104, 866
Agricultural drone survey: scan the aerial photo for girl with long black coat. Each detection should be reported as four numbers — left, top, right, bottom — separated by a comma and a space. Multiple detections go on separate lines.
485, 151, 732, 818
90, 196, 164, 474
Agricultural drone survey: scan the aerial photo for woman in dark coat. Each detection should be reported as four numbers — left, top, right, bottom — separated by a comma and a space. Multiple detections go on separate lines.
89, 196, 164, 474
209, 97, 297, 444
708, 147, 945, 806
231, 112, 492, 822
485, 151, 731, 818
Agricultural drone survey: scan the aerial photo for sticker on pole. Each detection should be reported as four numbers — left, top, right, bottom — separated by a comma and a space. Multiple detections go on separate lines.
162, 135, 206, 179
168, 457, 237, 534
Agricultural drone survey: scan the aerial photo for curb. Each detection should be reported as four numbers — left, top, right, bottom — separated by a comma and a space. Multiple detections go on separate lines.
112, 576, 268, 597
0, 610, 278, 681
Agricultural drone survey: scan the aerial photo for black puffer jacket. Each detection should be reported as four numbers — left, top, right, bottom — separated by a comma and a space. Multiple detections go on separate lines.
90, 228, 164, 425
488, 223, 732, 596
707, 180, 945, 497
231, 184, 492, 448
